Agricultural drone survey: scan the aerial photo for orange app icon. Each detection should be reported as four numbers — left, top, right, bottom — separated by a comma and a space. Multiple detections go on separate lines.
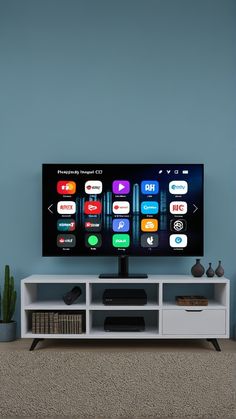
141, 219, 158, 232
57, 181, 76, 195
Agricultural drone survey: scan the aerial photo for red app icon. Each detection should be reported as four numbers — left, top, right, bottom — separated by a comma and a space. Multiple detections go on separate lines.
57, 181, 76, 195
84, 201, 102, 215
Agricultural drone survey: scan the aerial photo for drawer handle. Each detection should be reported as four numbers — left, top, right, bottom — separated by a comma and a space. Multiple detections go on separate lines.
185, 309, 203, 312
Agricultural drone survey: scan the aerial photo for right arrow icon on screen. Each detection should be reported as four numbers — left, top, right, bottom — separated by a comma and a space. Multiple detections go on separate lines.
193, 204, 198, 213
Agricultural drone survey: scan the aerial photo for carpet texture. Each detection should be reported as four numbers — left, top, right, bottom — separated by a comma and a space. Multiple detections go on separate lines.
0, 351, 235, 418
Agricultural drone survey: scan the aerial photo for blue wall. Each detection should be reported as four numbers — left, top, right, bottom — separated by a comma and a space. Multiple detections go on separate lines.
1, 0, 236, 336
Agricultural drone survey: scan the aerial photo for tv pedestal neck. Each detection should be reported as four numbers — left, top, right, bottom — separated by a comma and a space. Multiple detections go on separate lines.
21, 275, 230, 351
99, 256, 148, 279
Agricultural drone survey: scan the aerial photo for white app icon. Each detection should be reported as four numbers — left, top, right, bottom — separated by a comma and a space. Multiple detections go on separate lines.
85, 180, 102, 194
170, 234, 188, 248
170, 201, 187, 214
57, 201, 76, 215
169, 181, 188, 195
113, 201, 130, 214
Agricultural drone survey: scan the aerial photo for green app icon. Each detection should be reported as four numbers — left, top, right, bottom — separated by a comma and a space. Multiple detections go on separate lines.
112, 234, 130, 248
86, 234, 102, 248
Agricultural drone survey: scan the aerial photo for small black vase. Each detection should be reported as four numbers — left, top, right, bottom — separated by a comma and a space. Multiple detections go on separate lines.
206, 263, 214, 278
191, 259, 205, 277
215, 261, 224, 277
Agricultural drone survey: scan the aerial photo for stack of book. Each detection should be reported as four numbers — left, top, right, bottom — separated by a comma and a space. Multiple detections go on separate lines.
31, 312, 83, 334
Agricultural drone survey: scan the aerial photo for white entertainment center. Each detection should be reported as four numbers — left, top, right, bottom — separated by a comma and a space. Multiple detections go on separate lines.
21, 274, 230, 351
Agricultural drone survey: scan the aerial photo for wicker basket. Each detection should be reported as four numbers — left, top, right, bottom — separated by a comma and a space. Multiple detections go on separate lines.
175, 296, 208, 306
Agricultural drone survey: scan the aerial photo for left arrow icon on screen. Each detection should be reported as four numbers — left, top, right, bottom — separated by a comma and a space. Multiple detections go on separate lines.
48, 204, 54, 214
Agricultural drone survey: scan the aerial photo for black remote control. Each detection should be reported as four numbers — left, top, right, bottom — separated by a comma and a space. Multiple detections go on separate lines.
63, 286, 82, 305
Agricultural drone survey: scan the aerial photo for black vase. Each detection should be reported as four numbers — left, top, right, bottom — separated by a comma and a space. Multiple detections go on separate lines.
206, 263, 214, 278
191, 259, 205, 277
215, 261, 224, 277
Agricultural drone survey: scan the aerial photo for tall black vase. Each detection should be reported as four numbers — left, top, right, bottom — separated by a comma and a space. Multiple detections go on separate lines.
215, 261, 224, 277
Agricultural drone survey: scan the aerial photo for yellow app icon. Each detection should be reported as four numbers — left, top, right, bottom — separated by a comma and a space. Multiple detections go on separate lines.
141, 219, 158, 232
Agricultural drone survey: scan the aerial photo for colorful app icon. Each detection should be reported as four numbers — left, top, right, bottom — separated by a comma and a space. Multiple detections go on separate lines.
141, 201, 159, 215
84, 201, 102, 215
57, 201, 76, 215
57, 219, 76, 232
141, 219, 158, 232
170, 219, 187, 232
112, 180, 130, 194
57, 234, 76, 247
169, 234, 188, 248
112, 218, 130, 232
85, 234, 102, 248
85, 218, 101, 232
141, 181, 159, 195
169, 181, 188, 195
112, 201, 130, 214
141, 233, 159, 248
57, 181, 76, 195
112, 234, 130, 248
170, 201, 187, 215
85, 180, 103, 194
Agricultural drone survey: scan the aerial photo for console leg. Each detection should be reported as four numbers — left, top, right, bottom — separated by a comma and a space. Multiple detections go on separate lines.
207, 338, 221, 352
29, 338, 44, 351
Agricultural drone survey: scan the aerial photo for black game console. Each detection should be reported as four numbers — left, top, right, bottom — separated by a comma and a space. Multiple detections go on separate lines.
104, 316, 145, 332
103, 289, 147, 305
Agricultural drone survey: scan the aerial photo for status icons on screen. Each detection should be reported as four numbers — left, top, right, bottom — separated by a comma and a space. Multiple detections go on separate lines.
170, 201, 187, 215
141, 201, 159, 215
112, 180, 130, 194
112, 201, 130, 214
141, 233, 158, 248
57, 234, 76, 247
57, 181, 76, 195
169, 234, 187, 248
141, 181, 159, 195
57, 201, 76, 215
112, 234, 130, 248
85, 180, 102, 194
141, 219, 158, 232
112, 218, 130, 232
57, 219, 76, 232
169, 181, 188, 195
84, 201, 102, 215
85, 234, 102, 248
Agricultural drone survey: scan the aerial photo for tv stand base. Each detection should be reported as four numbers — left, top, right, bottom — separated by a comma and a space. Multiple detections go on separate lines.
29, 338, 222, 351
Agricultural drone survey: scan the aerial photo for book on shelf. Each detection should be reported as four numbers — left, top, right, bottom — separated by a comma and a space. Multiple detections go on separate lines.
32, 312, 36, 334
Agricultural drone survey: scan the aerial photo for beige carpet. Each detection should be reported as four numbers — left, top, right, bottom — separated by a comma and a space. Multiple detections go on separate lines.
0, 351, 235, 418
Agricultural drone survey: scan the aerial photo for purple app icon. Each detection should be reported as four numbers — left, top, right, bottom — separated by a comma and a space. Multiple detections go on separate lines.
112, 180, 130, 194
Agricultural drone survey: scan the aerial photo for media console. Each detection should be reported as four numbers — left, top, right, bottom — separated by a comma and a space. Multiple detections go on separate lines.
21, 275, 230, 351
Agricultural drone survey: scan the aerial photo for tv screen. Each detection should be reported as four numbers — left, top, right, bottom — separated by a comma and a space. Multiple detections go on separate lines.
42, 164, 203, 257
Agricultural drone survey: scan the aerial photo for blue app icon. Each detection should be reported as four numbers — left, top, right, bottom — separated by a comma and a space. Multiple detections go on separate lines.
112, 218, 130, 232
141, 201, 159, 215
141, 181, 159, 195
175, 236, 182, 244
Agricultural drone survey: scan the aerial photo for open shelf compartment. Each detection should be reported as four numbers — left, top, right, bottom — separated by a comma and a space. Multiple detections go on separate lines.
23, 282, 86, 309
162, 282, 228, 308
89, 309, 159, 336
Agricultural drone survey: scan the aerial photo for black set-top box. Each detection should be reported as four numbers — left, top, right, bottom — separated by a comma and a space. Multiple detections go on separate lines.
103, 289, 147, 305
104, 316, 145, 332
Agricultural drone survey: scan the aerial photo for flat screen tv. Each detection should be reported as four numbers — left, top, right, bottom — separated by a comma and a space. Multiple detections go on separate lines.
42, 164, 204, 278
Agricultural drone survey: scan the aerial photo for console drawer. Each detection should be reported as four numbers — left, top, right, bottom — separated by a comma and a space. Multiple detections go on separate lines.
162, 309, 226, 335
